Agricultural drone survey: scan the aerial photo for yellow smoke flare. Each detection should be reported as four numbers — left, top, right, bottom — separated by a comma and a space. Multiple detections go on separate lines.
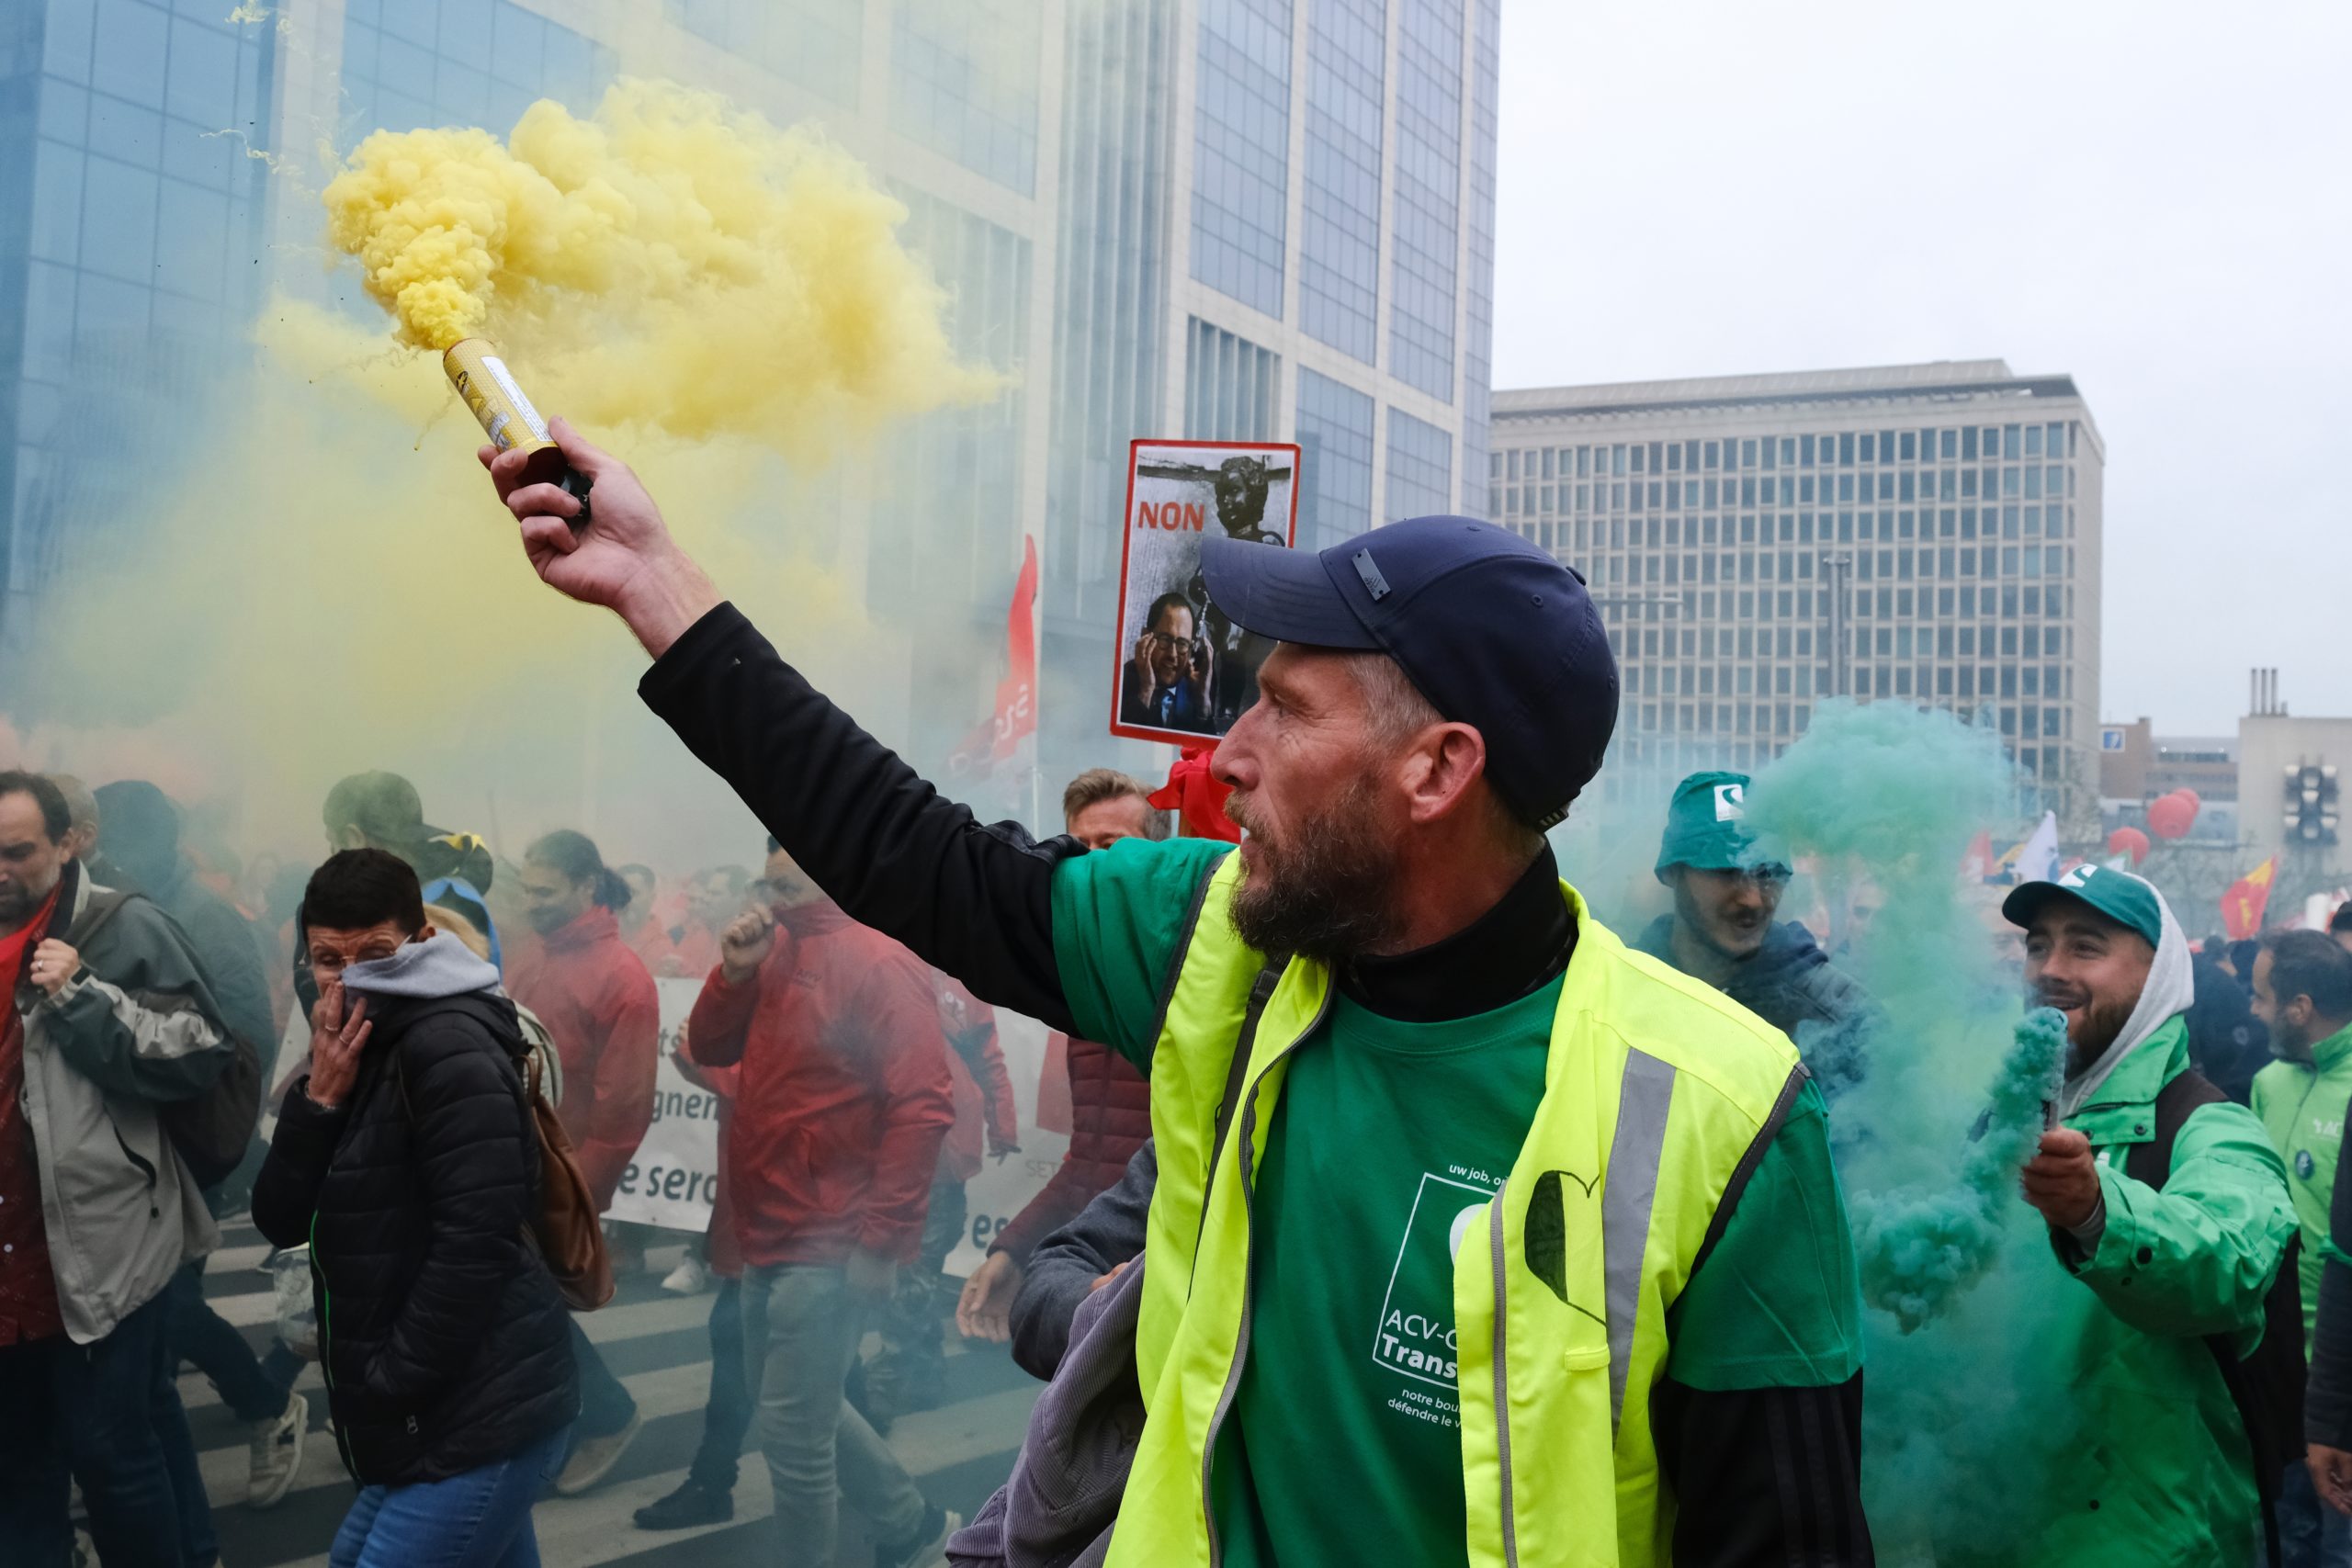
322, 78, 1000, 453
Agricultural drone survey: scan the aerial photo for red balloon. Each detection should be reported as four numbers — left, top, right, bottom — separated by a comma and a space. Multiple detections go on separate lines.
2171, 787, 2201, 810
2147, 794, 2198, 840
2107, 827, 2151, 865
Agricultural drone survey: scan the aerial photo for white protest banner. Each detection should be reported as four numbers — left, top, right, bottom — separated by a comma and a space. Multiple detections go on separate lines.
608, 977, 1069, 1277
607, 976, 725, 1233
944, 1009, 1067, 1278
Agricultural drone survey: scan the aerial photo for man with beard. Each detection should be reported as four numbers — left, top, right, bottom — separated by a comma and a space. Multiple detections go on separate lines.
2249, 931, 2352, 1565
484, 423, 1872, 1564
2001, 863, 2296, 1566
1634, 771, 1876, 1100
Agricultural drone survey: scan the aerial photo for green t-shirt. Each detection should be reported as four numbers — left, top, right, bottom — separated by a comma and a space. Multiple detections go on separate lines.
1050, 838, 1862, 1568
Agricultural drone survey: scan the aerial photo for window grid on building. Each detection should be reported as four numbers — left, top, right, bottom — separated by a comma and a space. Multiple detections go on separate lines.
1184, 316, 1282, 443
1296, 0, 1385, 365
1385, 0, 1461, 402
1189, 0, 1294, 318
1385, 403, 1453, 520
1491, 389, 2097, 818
888, 0, 1042, 197
1295, 367, 1374, 551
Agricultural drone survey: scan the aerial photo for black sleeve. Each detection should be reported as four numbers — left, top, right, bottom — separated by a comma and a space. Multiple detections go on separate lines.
639, 603, 1077, 1032
251, 1077, 346, 1250
2310, 1111, 2352, 1448
1651, 1372, 1874, 1566
1011, 1139, 1157, 1382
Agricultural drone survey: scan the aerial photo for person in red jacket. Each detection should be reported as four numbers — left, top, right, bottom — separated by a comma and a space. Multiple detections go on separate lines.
956, 769, 1159, 1342
506, 829, 661, 1495
689, 839, 958, 1568
863, 971, 1019, 1427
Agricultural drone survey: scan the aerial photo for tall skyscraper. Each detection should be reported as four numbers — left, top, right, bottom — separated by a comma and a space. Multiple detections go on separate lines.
0, 0, 1501, 796
1488, 361, 2105, 825
0, 0, 277, 646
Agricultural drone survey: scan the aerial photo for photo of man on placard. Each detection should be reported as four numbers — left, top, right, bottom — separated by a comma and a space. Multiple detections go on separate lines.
1110, 441, 1300, 746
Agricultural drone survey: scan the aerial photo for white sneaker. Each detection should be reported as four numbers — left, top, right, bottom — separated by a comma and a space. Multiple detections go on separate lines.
247, 1390, 308, 1509
660, 1255, 710, 1295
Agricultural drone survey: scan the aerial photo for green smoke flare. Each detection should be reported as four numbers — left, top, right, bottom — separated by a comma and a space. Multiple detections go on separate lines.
1850, 1006, 2069, 1332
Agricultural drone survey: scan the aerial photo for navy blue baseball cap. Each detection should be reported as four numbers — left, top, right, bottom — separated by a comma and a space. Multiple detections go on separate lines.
1199, 515, 1619, 829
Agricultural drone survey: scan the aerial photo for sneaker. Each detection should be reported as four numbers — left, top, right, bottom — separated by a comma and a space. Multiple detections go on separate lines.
247, 1390, 308, 1509
876, 1505, 960, 1568
554, 1411, 644, 1496
632, 1478, 734, 1530
660, 1255, 710, 1296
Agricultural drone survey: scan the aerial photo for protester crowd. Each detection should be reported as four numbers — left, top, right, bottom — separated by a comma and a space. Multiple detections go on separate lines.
7, 426, 2352, 1567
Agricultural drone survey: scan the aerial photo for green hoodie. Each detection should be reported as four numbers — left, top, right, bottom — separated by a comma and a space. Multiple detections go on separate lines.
2018, 1016, 2295, 1566
2250, 1019, 2352, 1351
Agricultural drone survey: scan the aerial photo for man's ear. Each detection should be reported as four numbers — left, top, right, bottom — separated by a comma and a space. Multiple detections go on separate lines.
413, 922, 438, 944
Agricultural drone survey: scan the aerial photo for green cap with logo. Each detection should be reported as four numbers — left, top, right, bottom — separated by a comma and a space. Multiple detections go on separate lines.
1657, 771, 1764, 876
2001, 863, 2165, 950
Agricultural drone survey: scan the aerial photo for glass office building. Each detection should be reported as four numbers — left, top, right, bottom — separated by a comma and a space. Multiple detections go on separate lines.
1488, 361, 2107, 826
0, 0, 276, 651
0, 0, 1499, 792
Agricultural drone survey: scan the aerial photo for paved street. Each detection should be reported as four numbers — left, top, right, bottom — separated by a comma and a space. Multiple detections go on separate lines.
185, 1226, 1036, 1568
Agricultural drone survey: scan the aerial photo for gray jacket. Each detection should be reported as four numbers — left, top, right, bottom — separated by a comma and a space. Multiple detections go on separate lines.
1012, 1139, 1155, 1382
951, 1250, 1148, 1568
16, 862, 231, 1342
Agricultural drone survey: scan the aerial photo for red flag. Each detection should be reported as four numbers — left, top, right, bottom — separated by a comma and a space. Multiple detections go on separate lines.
1149, 745, 1240, 842
2222, 857, 2277, 942
945, 536, 1039, 778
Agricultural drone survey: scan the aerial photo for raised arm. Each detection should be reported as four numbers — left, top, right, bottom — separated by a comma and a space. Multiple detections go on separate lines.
486, 421, 1075, 1031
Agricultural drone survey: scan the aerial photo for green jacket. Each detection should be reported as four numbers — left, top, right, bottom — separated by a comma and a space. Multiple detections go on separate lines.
2250, 1021, 2352, 1351
2024, 1016, 2294, 1566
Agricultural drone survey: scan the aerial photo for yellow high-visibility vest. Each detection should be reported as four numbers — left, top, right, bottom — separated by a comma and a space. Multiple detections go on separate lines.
1112, 854, 1808, 1568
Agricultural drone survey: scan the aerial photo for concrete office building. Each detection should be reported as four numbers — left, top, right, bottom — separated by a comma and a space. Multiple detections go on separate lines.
0, 0, 1500, 796
1490, 361, 2105, 825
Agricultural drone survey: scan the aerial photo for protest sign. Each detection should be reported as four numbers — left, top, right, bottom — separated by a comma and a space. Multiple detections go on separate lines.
1110, 438, 1300, 744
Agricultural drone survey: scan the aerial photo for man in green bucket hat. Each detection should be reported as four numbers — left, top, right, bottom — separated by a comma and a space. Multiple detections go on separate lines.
1634, 770, 1877, 1100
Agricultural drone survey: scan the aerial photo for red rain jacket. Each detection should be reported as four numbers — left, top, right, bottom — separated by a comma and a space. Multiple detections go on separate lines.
989, 1032, 1150, 1268
935, 974, 1019, 1184
505, 906, 660, 1210
686, 899, 954, 1268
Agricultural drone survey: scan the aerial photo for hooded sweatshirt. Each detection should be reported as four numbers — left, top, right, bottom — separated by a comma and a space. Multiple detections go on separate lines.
251, 930, 578, 1484
2055, 888, 2197, 1122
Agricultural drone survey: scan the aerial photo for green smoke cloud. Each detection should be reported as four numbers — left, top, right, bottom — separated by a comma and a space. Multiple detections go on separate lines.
1849, 1006, 2068, 1332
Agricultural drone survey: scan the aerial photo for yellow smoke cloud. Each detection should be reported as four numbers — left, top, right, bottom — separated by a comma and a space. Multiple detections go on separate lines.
14, 79, 1009, 873
323, 77, 1000, 453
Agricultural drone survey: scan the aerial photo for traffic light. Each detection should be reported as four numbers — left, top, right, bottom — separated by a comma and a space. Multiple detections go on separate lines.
2285, 763, 2340, 847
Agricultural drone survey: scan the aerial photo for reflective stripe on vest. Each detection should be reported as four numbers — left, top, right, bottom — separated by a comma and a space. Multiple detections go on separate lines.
1603, 1050, 1676, 1430
1113, 854, 1804, 1568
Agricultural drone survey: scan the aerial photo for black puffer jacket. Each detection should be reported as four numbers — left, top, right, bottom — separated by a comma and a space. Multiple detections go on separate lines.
253, 938, 577, 1485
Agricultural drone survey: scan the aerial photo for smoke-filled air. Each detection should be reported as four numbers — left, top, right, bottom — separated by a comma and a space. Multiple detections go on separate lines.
1849, 1006, 2066, 1333
1726, 704, 2096, 1564
8, 75, 1006, 878
322, 79, 999, 450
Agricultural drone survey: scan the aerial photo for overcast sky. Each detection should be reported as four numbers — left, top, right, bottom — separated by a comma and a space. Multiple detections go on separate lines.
1492, 0, 2350, 736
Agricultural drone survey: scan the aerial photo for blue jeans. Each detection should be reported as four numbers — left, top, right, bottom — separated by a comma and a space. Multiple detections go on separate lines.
741, 1263, 927, 1567
2284, 1458, 2352, 1568
328, 1425, 571, 1568
0, 1287, 199, 1568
